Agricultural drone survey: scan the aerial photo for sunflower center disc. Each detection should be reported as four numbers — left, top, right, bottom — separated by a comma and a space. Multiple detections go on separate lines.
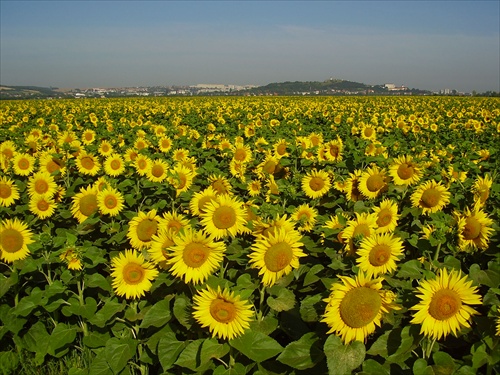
213, 206, 237, 229
234, 149, 247, 162
18, 158, 30, 170
47, 159, 61, 173
105, 195, 117, 209
177, 174, 187, 189
151, 165, 164, 178
463, 217, 481, 240
369, 244, 392, 266
277, 144, 287, 155
329, 145, 339, 157
79, 195, 98, 216
35, 179, 49, 194
212, 180, 229, 195
136, 219, 158, 242
167, 220, 182, 233
366, 174, 385, 192
420, 188, 440, 208
210, 298, 236, 323
0, 184, 11, 199
429, 289, 462, 320
377, 210, 392, 227
37, 199, 50, 212
1, 228, 24, 253
183, 242, 209, 267
110, 160, 121, 170
340, 287, 382, 328
123, 263, 145, 285
397, 163, 414, 180
309, 176, 325, 192
264, 241, 293, 272
138, 160, 147, 169
81, 156, 95, 170
198, 196, 215, 214
263, 160, 277, 174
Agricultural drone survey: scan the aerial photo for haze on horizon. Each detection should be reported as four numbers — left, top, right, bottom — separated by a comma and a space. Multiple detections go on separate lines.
1, 1, 499, 93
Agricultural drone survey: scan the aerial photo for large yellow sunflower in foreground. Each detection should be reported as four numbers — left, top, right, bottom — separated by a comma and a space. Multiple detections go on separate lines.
167, 228, 226, 284
358, 166, 389, 200
110, 249, 159, 300
200, 195, 248, 239
0, 176, 20, 207
411, 180, 451, 215
192, 286, 254, 340
410, 268, 482, 340
322, 272, 399, 344
0, 218, 34, 263
455, 205, 494, 252
248, 228, 305, 286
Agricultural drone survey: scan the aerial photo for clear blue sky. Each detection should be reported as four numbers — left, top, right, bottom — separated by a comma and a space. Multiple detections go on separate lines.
1, 0, 499, 92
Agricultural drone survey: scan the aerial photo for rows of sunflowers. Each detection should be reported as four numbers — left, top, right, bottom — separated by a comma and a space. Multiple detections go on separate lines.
0, 96, 499, 374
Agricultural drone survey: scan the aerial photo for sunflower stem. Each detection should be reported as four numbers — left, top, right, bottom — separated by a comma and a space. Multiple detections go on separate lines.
433, 242, 442, 263
258, 285, 266, 320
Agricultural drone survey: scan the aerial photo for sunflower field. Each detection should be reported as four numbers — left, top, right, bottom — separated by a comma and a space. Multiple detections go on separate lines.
0, 96, 499, 375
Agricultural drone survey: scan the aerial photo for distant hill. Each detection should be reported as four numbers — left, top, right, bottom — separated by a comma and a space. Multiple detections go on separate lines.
0, 85, 68, 99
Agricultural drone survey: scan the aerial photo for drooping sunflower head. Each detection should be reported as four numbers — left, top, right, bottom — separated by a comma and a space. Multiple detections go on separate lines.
189, 186, 219, 217
148, 228, 176, 268
372, 199, 399, 234
248, 227, 305, 286
0, 218, 34, 263
127, 210, 161, 250
193, 286, 254, 340
110, 249, 159, 300
411, 180, 451, 215
71, 185, 99, 223
455, 205, 494, 252
344, 170, 364, 202
321, 272, 398, 344
410, 268, 482, 341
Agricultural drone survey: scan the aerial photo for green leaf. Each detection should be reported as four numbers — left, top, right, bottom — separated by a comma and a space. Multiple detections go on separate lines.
48, 323, 77, 357
303, 264, 325, 286
299, 294, 323, 322
15, 321, 50, 365
89, 298, 125, 328
14, 288, 44, 316
469, 263, 500, 288
277, 332, 323, 370
471, 342, 489, 369
200, 338, 230, 366
0, 351, 20, 375
0, 272, 18, 299
432, 351, 457, 374
396, 259, 423, 279
324, 335, 365, 375
158, 333, 187, 371
362, 359, 390, 374
140, 298, 172, 329
104, 337, 137, 374
174, 339, 205, 371
85, 273, 111, 291
413, 358, 435, 375
267, 287, 295, 312
83, 332, 109, 349
249, 315, 278, 335
173, 293, 192, 329
229, 330, 283, 362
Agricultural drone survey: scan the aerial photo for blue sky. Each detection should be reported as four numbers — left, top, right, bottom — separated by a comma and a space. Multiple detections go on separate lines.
1, 1, 499, 92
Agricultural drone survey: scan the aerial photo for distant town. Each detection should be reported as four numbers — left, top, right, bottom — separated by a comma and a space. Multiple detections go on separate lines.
1, 78, 498, 100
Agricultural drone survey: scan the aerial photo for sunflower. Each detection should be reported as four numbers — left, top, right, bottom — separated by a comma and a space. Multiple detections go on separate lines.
168, 164, 194, 196
81, 129, 96, 145
247, 179, 262, 197
301, 169, 331, 199
127, 210, 161, 250
12, 153, 36, 176
193, 286, 254, 340
0, 218, 34, 263
356, 233, 404, 277
97, 187, 125, 217
76, 152, 101, 176
232, 142, 252, 164
411, 180, 451, 215
71, 185, 99, 223
27, 171, 58, 198
167, 228, 226, 284
248, 228, 305, 286
252, 214, 296, 239
389, 155, 422, 186
148, 228, 176, 268
229, 160, 246, 182
322, 138, 344, 162
472, 174, 492, 207
208, 174, 232, 195
358, 166, 388, 200
0, 140, 16, 161
29, 194, 57, 219
0, 176, 20, 207
172, 148, 189, 162
455, 206, 494, 251
98, 140, 114, 157
39, 153, 66, 176
134, 155, 152, 176
291, 204, 318, 232
146, 159, 169, 183
200, 195, 248, 239
159, 211, 191, 234
496, 307, 500, 337
189, 187, 219, 217
360, 125, 377, 141
321, 272, 398, 344
103, 153, 126, 177
255, 154, 281, 179
372, 199, 399, 233
110, 249, 159, 300
344, 170, 364, 202
273, 139, 289, 158
341, 212, 379, 256
410, 268, 482, 340
60, 247, 83, 271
